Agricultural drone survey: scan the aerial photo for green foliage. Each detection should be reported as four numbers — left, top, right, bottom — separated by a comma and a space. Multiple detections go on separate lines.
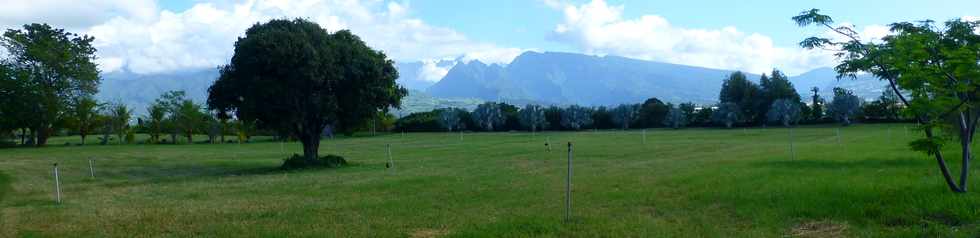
828, 88, 862, 126
560, 105, 593, 130
280, 154, 347, 170
208, 19, 405, 161
64, 97, 101, 145
394, 110, 443, 132
518, 105, 548, 132
712, 102, 740, 128
663, 105, 687, 129
638, 97, 669, 127
472, 102, 506, 131
767, 99, 802, 127
719, 72, 762, 124
610, 103, 640, 129
1, 23, 100, 146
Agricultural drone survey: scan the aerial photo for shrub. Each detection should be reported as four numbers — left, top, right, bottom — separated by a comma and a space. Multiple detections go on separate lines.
281, 154, 347, 170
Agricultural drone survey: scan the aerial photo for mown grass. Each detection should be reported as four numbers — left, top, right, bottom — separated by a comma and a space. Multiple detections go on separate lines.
1, 124, 979, 237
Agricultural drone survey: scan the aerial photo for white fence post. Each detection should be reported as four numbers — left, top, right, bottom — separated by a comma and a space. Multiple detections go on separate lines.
53, 163, 62, 204
88, 159, 95, 179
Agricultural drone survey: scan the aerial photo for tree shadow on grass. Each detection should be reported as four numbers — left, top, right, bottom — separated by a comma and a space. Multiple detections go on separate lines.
752, 157, 927, 170
102, 161, 365, 188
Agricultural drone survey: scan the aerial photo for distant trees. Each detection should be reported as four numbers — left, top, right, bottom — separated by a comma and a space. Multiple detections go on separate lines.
664, 105, 687, 129
712, 102, 740, 128
439, 107, 464, 132
610, 104, 639, 130
1, 23, 100, 146
719, 72, 762, 125
638, 98, 669, 127
472, 102, 505, 131
827, 88, 861, 126
862, 88, 904, 122
767, 99, 801, 127
561, 105, 593, 130
208, 19, 406, 164
518, 104, 548, 133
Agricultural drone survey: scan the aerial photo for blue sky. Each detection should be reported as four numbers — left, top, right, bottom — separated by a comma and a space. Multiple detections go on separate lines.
2, 0, 977, 77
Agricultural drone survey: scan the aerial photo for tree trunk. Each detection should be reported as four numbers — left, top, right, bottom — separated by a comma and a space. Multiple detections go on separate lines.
34, 126, 50, 147
300, 131, 320, 163
20, 128, 25, 145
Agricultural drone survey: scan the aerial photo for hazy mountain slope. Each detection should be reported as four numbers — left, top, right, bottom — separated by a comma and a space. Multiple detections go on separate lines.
429, 51, 760, 105
428, 51, 887, 105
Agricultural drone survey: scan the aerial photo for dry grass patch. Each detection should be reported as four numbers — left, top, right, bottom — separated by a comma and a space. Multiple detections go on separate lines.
787, 220, 848, 238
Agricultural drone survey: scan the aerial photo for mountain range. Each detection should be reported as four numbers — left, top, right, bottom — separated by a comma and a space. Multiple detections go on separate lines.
95, 51, 887, 116
427, 51, 887, 106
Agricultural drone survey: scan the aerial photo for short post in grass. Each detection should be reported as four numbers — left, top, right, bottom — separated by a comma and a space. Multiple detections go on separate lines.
53, 163, 62, 204
836, 127, 842, 147
88, 159, 95, 179
642, 129, 647, 145
565, 142, 573, 222
789, 127, 796, 160
546, 137, 552, 152
385, 143, 394, 172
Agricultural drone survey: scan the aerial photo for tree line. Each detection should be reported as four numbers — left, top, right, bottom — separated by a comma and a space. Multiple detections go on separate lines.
395, 69, 908, 132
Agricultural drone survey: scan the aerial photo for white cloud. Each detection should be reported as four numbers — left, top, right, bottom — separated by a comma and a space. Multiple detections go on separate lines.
5, 0, 525, 74
0, 0, 158, 31
547, 0, 836, 75
418, 60, 454, 82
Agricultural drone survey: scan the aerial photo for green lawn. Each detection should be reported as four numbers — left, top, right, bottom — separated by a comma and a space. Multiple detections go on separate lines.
1, 124, 979, 237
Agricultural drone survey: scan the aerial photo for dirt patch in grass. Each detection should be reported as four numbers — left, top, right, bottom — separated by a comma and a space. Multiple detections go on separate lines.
410, 228, 449, 238
788, 220, 849, 238
0, 171, 10, 202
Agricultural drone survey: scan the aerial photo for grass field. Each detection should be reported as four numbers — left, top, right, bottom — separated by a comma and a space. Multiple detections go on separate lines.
2, 124, 980, 237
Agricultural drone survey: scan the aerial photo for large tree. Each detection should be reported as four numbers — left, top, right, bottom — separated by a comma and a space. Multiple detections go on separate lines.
208, 19, 405, 164
795, 9, 980, 192
1, 23, 100, 146
767, 99, 802, 127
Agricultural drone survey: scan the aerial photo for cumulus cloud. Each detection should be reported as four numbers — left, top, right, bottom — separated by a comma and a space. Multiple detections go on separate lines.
547, 0, 836, 75
5, 0, 525, 74
418, 60, 454, 82
0, 0, 158, 31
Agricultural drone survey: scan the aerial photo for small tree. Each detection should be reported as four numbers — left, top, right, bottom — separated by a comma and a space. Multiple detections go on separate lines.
518, 104, 548, 133
472, 102, 505, 131
827, 88, 861, 126
795, 9, 980, 192
65, 97, 101, 145
110, 103, 132, 144
146, 102, 166, 144
767, 99, 802, 127
560, 105, 593, 130
610, 104, 639, 130
712, 102, 740, 128
663, 105, 687, 129
176, 100, 205, 144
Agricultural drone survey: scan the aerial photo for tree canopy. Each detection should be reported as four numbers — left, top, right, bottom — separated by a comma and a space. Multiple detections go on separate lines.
795, 9, 980, 192
208, 19, 406, 164
1, 23, 100, 146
